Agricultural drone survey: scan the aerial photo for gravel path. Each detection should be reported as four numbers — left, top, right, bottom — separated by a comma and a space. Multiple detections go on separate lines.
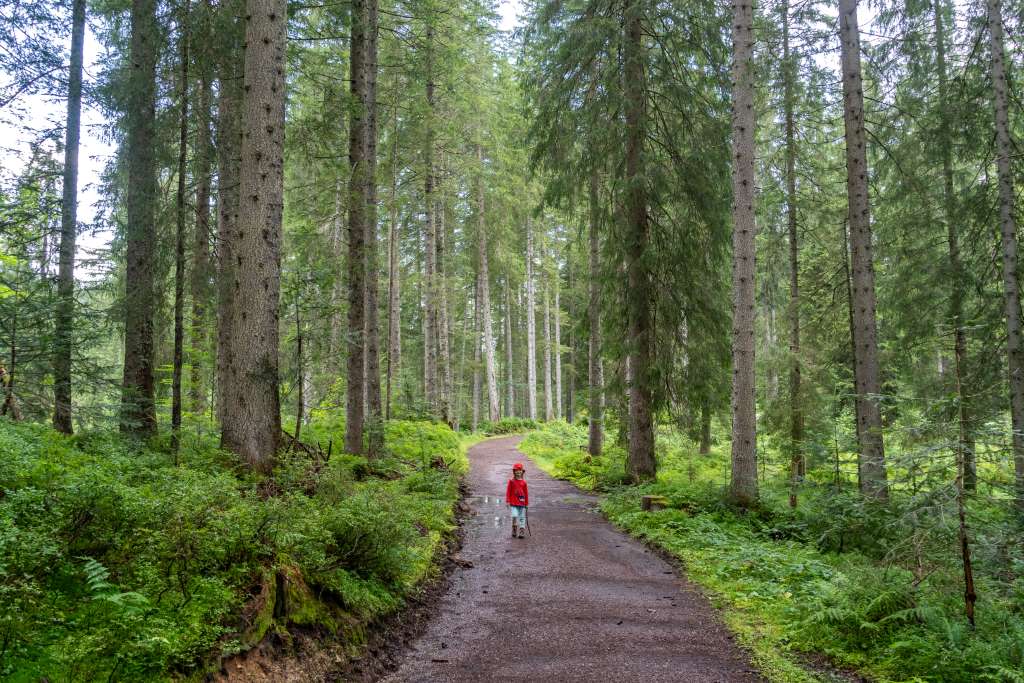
382, 435, 765, 683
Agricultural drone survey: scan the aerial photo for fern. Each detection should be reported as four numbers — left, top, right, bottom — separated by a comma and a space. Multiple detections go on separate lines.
979, 666, 1024, 683
79, 556, 149, 615
80, 556, 114, 595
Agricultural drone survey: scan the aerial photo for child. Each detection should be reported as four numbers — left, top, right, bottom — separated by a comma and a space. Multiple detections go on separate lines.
506, 463, 529, 539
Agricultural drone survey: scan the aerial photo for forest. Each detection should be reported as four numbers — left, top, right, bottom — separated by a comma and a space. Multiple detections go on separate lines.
1, 0, 1024, 679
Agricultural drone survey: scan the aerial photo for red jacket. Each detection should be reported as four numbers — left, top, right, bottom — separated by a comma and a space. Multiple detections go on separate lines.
506, 478, 529, 507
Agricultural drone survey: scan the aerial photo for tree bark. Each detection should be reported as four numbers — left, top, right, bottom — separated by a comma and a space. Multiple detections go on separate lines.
437, 196, 453, 424
624, 0, 656, 482
554, 282, 562, 420
526, 217, 538, 420
364, 0, 382, 456
472, 275, 481, 431
782, 0, 804, 506
295, 302, 304, 444
543, 282, 553, 421
700, 399, 711, 455
2, 312, 22, 420
729, 0, 758, 506
345, 0, 369, 454
172, 1, 190, 453
588, 169, 603, 456
840, 0, 888, 500
473, 145, 500, 423
215, 12, 242, 428
220, 0, 286, 471
505, 283, 515, 417
121, 0, 159, 437
841, 218, 863, 479
986, 0, 1024, 507
53, 0, 85, 434
386, 105, 401, 421
191, 62, 213, 415
328, 178, 345, 361
566, 259, 575, 424
422, 25, 438, 416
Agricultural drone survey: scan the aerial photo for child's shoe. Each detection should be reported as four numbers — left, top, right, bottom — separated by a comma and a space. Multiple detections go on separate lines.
511, 521, 518, 538
518, 527, 525, 539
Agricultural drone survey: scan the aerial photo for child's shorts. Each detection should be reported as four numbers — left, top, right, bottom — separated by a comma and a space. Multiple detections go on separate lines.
509, 505, 527, 525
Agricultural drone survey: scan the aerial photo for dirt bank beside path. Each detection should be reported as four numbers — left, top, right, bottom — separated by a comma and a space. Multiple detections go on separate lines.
381, 435, 765, 683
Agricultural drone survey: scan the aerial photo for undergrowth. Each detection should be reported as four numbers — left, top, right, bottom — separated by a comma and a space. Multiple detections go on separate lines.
0, 418, 473, 681
519, 421, 1024, 683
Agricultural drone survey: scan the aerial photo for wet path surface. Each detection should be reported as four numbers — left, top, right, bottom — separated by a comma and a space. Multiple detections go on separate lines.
382, 436, 764, 683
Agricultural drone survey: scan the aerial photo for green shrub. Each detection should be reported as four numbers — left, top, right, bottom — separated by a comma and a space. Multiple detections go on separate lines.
482, 416, 539, 435
0, 418, 470, 681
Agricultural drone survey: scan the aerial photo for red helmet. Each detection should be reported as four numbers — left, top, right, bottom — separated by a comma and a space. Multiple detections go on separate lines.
512, 462, 525, 472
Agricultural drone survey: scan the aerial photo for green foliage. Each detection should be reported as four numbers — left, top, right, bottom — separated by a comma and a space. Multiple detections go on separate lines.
522, 422, 1024, 682
0, 419, 470, 680
482, 416, 539, 435
521, 426, 625, 490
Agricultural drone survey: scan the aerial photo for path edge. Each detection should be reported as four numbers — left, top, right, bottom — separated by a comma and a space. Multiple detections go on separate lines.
514, 436, 864, 683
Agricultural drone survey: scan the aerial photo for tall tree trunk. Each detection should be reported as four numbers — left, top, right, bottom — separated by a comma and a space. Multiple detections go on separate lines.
328, 178, 345, 360
619, 355, 631, 448
215, 16, 242, 428
933, 0, 974, 491
729, 0, 758, 506
364, 0, 382, 456
476, 144, 500, 422
505, 284, 515, 417
526, 217, 538, 420
191, 64, 213, 414
554, 283, 562, 420
220, 0, 286, 471
566, 259, 575, 424
2, 310, 22, 420
455, 295, 470, 430
953, 317, 978, 625
422, 25, 438, 416
986, 0, 1024, 507
588, 169, 603, 456
840, 0, 888, 500
543, 283, 553, 421
842, 218, 863, 483
53, 0, 86, 434
700, 399, 711, 455
437, 197, 453, 424
121, 0, 159, 437
172, 1, 190, 453
765, 281, 779, 399
386, 104, 401, 420
782, 0, 804, 507
472, 275, 481, 431
295, 302, 304, 444
623, 0, 656, 482
344, 0, 369, 454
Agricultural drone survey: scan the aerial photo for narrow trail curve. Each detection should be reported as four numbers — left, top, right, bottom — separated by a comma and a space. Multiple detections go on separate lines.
382, 436, 765, 683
